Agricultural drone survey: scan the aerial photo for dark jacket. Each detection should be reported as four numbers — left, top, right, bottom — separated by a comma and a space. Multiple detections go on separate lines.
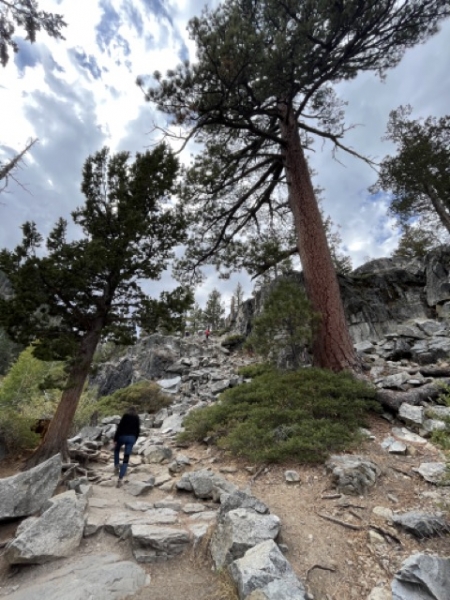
114, 413, 140, 442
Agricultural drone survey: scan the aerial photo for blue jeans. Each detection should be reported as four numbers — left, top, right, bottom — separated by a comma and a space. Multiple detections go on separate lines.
114, 435, 136, 479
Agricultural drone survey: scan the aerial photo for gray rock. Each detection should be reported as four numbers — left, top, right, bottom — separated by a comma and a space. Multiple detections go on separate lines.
211, 379, 230, 394
421, 419, 447, 435
284, 470, 301, 483
228, 540, 307, 600
160, 413, 184, 433
142, 444, 173, 463
415, 462, 450, 485
105, 509, 179, 537
392, 512, 450, 538
388, 441, 408, 455
398, 403, 424, 426
377, 372, 410, 389
426, 406, 450, 420
126, 481, 154, 496
176, 469, 238, 500
182, 503, 205, 514
368, 586, 392, 600
219, 491, 269, 518
0, 454, 61, 521
5, 490, 86, 564
131, 525, 190, 562
392, 553, 450, 600
326, 455, 381, 495
3, 553, 149, 600
355, 340, 375, 353
391, 428, 428, 446
157, 376, 181, 394
210, 508, 281, 569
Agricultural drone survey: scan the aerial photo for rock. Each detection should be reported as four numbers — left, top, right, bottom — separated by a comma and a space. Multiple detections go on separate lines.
421, 419, 447, 435
377, 373, 410, 389
368, 586, 392, 600
5, 490, 86, 564
414, 462, 450, 485
388, 441, 408, 455
373, 506, 393, 521
182, 503, 205, 514
161, 413, 185, 433
188, 523, 210, 546
126, 481, 154, 496
156, 377, 181, 394
392, 553, 450, 600
142, 445, 173, 463
392, 511, 450, 538
398, 403, 424, 426
176, 469, 238, 500
426, 405, 450, 419
84, 514, 104, 537
391, 428, 428, 446
131, 525, 190, 562
228, 540, 307, 600
326, 455, 381, 495
154, 498, 182, 511
219, 491, 269, 518
0, 454, 61, 522
284, 470, 301, 483
210, 508, 281, 569
124, 501, 154, 512
3, 553, 149, 600
211, 380, 230, 394
105, 509, 179, 537
355, 340, 375, 353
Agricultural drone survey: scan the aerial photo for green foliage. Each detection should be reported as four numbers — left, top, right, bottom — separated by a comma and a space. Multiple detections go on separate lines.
393, 219, 442, 260
203, 288, 225, 330
0, 345, 64, 412
179, 367, 377, 463
245, 279, 319, 368
0, 1, 66, 67
0, 410, 39, 454
146, 0, 448, 282
221, 333, 245, 350
93, 381, 172, 418
237, 363, 273, 378
0, 327, 21, 376
373, 106, 450, 239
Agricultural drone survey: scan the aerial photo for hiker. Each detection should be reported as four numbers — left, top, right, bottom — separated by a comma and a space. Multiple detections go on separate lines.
113, 406, 140, 487
205, 328, 211, 342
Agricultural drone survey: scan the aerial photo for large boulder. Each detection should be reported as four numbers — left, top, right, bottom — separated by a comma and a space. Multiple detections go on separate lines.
210, 508, 281, 569
228, 540, 308, 600
5, 490, 86, 564
0, 454, 61, 522
392, 553, 450, 600
392, 512, 450, 539
4, 553, 149, 600
131, 524, 190, 563
176, 468, 238, 500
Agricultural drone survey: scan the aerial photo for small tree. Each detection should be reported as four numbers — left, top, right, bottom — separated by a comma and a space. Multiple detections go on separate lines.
186, 301, 204, 332
234, 282, 244, 308
0, 143, 190, 466
0, 0, 66, 67
246, 278, 318, 369
203, 288, 225, 330
393, 218, 444, 260
373, 106, 450, 235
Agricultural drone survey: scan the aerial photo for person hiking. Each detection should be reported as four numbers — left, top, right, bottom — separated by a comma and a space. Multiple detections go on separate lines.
205, 328, 211, 342
113, 406, 140, 487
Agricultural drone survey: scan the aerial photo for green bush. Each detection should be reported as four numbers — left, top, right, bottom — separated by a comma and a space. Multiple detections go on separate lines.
221, 333, 245, 350
0, 410, 40, 454
237, 363, 273, 378
93, 381, 172, 418
179, 368, 378, 463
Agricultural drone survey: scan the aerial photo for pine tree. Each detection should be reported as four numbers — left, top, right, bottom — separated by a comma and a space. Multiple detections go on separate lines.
0, 143, 190, 466
203, 289, 225, 330
373, 106, 450, 236
143, 0, 449, 371
0, 0, 66, 67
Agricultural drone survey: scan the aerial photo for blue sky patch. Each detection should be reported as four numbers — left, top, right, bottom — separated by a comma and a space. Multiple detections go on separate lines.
122, 0, 144, 36
13, 38, 41, 76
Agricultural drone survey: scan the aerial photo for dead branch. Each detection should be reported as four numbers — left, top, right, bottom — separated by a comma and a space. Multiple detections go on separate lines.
317, 512, 364, 531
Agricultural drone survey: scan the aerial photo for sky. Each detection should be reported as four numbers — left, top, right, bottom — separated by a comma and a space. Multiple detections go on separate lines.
1, 0, 450, 312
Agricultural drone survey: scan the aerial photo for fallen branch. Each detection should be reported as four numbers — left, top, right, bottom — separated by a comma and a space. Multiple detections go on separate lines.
317, 512, 364, 531
369, 524, 402, 546
306, 563, 337, 580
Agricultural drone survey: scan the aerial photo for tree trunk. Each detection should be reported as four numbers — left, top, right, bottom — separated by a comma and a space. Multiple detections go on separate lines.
280, 108, 358, 371
24, 325, 103, 469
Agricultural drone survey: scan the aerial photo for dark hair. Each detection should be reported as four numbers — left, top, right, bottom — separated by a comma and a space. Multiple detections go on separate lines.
126, 406, 137, 416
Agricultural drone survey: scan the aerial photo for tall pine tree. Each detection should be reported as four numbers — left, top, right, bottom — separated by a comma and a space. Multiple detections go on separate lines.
144, 0, 449, 371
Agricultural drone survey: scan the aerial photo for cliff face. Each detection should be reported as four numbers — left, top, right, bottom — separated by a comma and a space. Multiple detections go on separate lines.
231, 246, 450, 344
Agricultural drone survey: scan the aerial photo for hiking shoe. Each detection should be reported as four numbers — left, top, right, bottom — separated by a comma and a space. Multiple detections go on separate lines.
116, 479, 123, 488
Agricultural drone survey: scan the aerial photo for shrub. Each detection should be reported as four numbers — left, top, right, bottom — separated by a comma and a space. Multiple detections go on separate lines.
93, 381, 172, 418
221, 333, 245, 350
179, 368, 378, 464
0, 410, 40, 454
237, 363, 273, 378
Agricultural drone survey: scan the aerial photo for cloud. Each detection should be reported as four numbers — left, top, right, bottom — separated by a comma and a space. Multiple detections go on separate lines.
69, 47, 103, 79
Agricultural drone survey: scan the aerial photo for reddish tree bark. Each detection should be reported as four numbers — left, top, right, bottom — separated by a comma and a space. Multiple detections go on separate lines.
25, 323, 103, 468
280, 108, 358, 371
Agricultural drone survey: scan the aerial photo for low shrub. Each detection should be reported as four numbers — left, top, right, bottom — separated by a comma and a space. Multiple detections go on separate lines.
237, 363, 273, 378
179, 368, 378, 464
221, 334, 246, 350
0, 410, 40, 454
94, 381, 172, 417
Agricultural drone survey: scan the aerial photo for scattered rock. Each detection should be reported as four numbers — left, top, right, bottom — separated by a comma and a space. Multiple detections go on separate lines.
392, 553, 450, 600
392, 511, 450, 539
284, 470, 301, 483
131, 525, 190, 563
414, 463, 450, 485
326, 455, 381, 495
